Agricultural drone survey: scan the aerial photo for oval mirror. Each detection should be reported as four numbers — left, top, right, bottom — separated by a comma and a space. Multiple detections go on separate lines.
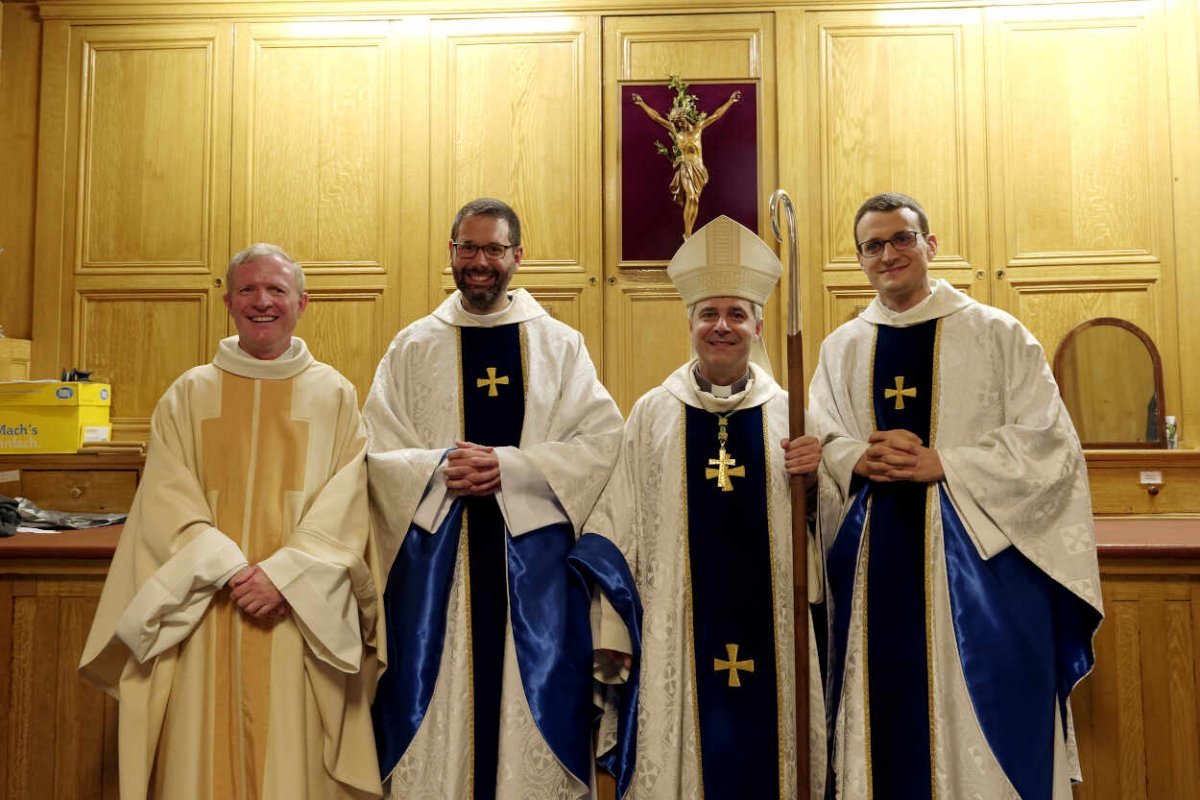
1053, 318, 1165, 448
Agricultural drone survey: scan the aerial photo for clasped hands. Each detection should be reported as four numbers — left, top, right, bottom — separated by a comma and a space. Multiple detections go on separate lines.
229, 565, 289, 623
445, 440, 501, 496
853, 429, 944, 483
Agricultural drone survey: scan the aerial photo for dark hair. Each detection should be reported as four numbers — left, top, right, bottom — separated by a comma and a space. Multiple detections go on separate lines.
451, 197, 522, 248
853, 192, 930, 241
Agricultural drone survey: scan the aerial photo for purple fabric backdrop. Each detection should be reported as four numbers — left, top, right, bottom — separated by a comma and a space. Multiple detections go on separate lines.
620, 82, 758, 262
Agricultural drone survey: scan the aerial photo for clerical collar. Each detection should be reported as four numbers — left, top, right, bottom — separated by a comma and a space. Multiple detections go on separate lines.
458, 294, 514, 323
693, 365, 750, 398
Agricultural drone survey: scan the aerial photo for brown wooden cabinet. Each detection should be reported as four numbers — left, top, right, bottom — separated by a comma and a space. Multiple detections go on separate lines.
0, 452, 144, 513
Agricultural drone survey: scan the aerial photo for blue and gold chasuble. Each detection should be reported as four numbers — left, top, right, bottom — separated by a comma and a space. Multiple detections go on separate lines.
372, 324, 641, 798
683, 403, 783, 798
824, 320, 1099, 800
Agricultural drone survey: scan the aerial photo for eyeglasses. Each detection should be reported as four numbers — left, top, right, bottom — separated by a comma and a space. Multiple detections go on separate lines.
856, 229, 924, 258
453, 241, 514, 260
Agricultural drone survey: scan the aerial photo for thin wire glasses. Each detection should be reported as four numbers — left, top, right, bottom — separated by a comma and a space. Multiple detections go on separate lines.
856, 229, 924, 258
453, 241, 514, 260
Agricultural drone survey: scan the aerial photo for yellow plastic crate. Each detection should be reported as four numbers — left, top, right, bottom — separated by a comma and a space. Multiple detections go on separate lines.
0, 381, 112, 453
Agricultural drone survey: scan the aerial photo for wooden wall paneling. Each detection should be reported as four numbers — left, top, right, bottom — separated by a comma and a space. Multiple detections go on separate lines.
774, 9, 823, 392
32, 21, 232, 436
1, 568, 110, 800
1164, 0, 1200, 448
1164, 589, 1200, 794
0, 577, 11, 797
606, 283, 691, 412
5, 583, 60, 799
428, 16, 603, 347
805, 7, 987, 323
292, 289, 385, 405
230, 21, 401, 394
983, 2, 1181, 417
0, 1, 42, 341
1004, 274, 1159, 365
53, 590, 106, 798
396, 16, 432, 333
76, 290, 209, 441
601, 13, 773, 411
32, 19, 80, 378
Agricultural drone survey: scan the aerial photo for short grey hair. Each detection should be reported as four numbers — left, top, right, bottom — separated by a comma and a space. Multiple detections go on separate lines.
226, 243, 305, 294
686, 300, 764, 322
450, 197, 522, 248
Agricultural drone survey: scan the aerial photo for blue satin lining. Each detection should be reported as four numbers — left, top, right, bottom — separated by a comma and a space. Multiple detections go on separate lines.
507, 522, 595, 785
941, 488, 1100, 799
568, 532, 643, 799
372, 499, 464, 778
373, 499, 614, 789
823, 482, 869, 764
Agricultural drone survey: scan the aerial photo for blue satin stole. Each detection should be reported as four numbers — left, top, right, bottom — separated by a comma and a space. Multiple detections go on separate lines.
569, 533, 644, 799
824, 320, 1101, 800
684, 404, 782, 799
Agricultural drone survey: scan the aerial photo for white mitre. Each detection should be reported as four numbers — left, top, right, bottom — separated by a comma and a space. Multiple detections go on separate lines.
667, 215, 781, 307
667, 215, 781, 376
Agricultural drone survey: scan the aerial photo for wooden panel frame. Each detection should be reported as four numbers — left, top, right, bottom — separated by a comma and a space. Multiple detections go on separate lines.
230, 20, 400, 276
77, 35, 218, 272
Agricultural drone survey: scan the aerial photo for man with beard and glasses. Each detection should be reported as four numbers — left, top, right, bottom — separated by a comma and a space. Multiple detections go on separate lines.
810, 192, 1103, 799
364, 197, 633, 799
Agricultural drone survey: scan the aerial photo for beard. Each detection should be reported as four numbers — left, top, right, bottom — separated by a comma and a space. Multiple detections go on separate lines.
454, 265, 511, 313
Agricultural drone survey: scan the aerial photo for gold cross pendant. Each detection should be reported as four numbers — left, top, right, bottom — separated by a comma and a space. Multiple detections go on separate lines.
706, 446, 745, 492
477, 366, 510, 397
714, 643, 755, 687
884, 375, 917, 410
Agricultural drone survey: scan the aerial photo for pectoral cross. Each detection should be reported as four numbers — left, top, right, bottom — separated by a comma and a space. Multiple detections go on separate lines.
706, 449, 745, 492
477, 367, 509, 397
884, 375, 917, 410
705, 413, 745, 491
714, 643, 755, 687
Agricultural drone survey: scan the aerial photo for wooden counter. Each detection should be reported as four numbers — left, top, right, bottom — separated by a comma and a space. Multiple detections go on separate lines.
2, 520, 1198, 799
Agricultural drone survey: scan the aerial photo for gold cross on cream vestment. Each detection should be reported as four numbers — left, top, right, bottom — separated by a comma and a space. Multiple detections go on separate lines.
884, 375, 917, 410
477, 367, 510, 397
714, 643, 755, 687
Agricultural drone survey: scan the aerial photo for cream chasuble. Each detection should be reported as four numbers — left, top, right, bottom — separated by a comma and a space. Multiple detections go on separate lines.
809, 280, 1103, 800
80, 337, 383, 800
363, 289, 623, 799
585, 361, 827, 799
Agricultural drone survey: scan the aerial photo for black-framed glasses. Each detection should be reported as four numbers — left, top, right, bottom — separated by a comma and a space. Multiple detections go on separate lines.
856, 229, 924, 258
453, 241, 513, 260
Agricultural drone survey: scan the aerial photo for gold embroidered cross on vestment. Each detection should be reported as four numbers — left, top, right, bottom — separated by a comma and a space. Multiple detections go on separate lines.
714, 643, 755, 687
477, 367, 509, 397
884, 375, 917, 410
705, 413, 745, 492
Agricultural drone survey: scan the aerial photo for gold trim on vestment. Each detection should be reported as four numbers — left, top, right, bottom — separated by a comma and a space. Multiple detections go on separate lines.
762, 412, 787, 798
862, 327, 878, 796
861, 498, 873, 800
680, 401, 706, 799
454, 329, 476, 796
519, 322, 529, 411
925, 318, 943, 799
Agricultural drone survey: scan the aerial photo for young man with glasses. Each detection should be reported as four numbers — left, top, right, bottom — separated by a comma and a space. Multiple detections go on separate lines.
363, 197, 629, 799
808, 192, 1103, 799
